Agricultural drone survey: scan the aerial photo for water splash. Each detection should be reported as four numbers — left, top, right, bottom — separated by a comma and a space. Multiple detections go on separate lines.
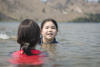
0, 32, 10, 39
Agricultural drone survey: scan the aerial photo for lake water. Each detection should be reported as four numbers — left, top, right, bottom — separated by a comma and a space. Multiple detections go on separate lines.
0, 22, 100, 67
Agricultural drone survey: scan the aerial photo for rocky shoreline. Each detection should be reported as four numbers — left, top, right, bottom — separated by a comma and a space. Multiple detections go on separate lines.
0, 0, 100, 22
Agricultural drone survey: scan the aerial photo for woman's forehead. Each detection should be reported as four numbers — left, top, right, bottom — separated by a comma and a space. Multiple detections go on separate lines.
43, 21, 55, 26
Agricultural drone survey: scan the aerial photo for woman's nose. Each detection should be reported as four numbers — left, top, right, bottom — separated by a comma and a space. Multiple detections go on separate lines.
48, 28, 52, 32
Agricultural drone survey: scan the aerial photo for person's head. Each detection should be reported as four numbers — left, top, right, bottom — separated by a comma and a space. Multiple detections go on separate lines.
17, 19, 40, 55
41, 18, 58, 42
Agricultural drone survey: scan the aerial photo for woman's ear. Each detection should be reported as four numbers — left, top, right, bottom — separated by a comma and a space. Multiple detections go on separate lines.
40, 29, 42, 34
57, 30, 58, 32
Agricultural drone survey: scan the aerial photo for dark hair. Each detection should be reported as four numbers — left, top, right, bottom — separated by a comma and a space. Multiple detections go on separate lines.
41, 18, 58, 31
17, 19, 40, 56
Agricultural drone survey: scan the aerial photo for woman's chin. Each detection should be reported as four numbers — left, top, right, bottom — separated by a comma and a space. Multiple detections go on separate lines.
47, 38, 53, 41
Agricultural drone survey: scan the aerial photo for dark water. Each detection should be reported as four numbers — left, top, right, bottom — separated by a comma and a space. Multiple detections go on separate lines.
0, 22, 100, 67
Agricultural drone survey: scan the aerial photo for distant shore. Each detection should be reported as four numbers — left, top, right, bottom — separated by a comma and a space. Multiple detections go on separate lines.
0, 13, 100, 23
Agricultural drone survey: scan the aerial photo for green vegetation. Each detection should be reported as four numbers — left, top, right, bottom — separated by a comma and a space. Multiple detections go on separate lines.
70, 13, 100, 22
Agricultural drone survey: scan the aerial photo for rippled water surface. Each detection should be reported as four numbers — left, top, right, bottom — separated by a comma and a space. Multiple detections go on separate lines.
0, 22, 100, 67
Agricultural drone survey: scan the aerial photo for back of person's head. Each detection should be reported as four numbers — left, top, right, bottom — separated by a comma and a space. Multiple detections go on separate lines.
41, 18, 58, 31
17, 19, 40, 56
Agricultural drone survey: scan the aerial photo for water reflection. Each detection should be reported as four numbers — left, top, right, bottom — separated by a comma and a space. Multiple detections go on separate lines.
12, 64, 43, 67
40, 43, 57, 56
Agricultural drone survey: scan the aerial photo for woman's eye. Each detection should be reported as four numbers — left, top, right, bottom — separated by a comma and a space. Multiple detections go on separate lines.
44, 26, 56, 29
45, 26, 49, 29
51, 26, 56, 29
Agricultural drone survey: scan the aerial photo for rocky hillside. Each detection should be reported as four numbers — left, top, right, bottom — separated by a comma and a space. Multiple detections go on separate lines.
0, 0, 100, 22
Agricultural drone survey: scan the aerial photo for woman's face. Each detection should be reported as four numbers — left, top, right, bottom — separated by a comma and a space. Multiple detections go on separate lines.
41, 21, 57, 41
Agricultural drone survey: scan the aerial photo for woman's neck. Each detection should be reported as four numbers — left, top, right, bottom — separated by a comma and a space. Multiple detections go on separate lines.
42, 38, 53, 44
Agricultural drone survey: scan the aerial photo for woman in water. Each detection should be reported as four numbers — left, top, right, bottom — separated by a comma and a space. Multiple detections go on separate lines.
9, 19, 46, 67
39, 18, 59, 56
40, 18, 58, 44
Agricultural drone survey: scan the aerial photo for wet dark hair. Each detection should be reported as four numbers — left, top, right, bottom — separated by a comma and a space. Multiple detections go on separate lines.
17, 19, 40, 56
41, 18, 58, 31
